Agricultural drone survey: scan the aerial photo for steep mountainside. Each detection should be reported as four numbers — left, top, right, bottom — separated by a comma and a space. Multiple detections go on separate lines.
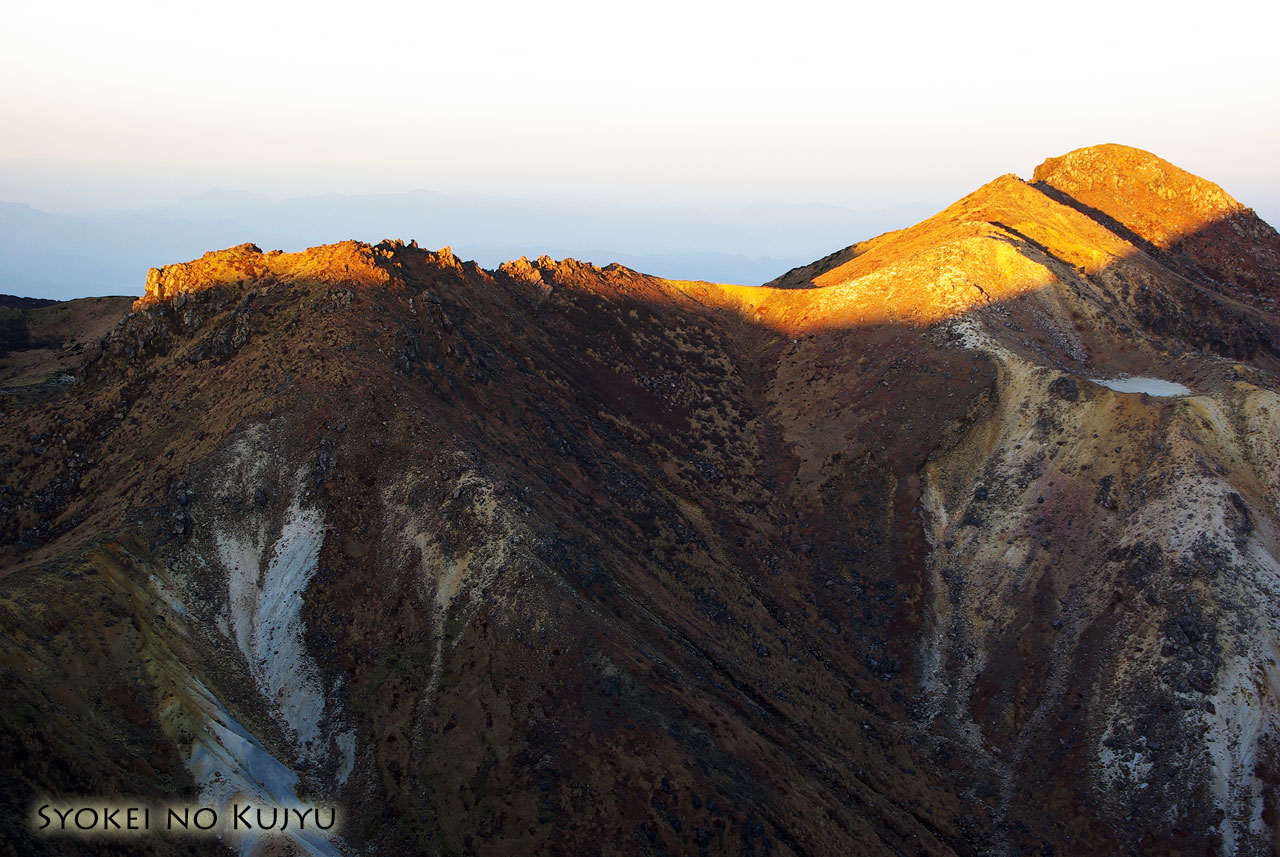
2, 145, 1280, 857
0, 295, 133, 394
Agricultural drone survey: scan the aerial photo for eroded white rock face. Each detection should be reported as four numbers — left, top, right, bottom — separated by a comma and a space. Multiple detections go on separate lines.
218, 500, 327, 753
137, 548, 345, 855
933, 311, 1280, 854
1197, 544, 1280, 855
380, 462, 536, 732
154, 423, 361, 857
181, 675, 341, 857
213, 494, 356, 782
144, 426, 361, 857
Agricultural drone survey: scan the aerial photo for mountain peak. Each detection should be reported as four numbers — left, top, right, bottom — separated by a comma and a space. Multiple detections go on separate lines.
1033, 144, 1279, 302
1031, 143, 1243, 248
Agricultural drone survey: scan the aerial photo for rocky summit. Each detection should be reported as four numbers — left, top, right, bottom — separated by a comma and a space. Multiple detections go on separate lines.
3, 144, 1280, 857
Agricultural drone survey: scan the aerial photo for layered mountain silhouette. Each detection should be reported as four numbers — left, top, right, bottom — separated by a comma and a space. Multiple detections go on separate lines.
3, 144, 1280, 856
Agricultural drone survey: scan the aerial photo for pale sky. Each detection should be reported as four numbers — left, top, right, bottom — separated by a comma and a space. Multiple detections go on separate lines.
3, 0, 1278, 219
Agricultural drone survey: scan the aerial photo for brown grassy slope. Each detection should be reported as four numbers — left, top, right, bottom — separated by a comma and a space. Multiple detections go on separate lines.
0, 296, 133, 391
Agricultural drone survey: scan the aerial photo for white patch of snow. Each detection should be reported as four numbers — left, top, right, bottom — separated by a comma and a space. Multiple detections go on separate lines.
944, 315, 998, 355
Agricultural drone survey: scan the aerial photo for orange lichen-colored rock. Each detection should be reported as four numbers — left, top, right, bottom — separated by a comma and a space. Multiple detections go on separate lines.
765, 144, 1280, 312
1033, 144, 1280, 304
1032, 143, 1244, 249
749, 172, 1141, 332
133, 240, 393, 310
138, 242, 270, 307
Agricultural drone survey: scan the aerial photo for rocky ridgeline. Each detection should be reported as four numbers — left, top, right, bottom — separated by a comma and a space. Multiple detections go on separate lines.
135, 241, 394, 309
134, 239, 626, 313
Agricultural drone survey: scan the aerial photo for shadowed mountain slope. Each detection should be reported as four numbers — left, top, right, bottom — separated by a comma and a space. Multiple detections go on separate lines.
2, 145, 1280, 857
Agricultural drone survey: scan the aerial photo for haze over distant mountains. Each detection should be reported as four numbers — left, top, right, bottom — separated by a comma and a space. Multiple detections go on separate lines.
0, 190, 931, 299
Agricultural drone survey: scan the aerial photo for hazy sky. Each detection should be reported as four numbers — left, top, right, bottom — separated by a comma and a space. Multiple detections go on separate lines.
3, 1, 1279, 220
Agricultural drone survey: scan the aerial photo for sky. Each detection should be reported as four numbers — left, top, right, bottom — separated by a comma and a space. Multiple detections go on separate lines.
2, 0, 1278, 294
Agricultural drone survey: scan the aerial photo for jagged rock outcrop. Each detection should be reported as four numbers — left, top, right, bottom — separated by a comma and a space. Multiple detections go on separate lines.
136, 241, 396, 309
3, 145, 1280, 857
